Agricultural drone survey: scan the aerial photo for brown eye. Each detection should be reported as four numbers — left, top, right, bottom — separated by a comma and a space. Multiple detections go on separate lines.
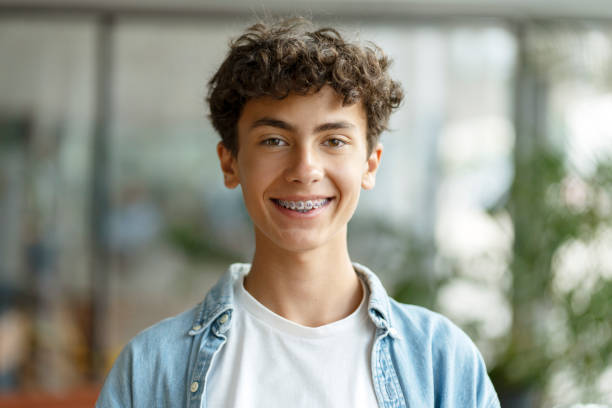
324, 138, 346, 148
262, 137, 287, 146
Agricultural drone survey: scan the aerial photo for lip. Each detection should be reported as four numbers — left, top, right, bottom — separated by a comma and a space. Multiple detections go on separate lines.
270, 195, 333, 201
270, 197, 334, 218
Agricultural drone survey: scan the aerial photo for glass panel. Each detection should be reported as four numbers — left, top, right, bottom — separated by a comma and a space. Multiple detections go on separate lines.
0, 17, 96, 391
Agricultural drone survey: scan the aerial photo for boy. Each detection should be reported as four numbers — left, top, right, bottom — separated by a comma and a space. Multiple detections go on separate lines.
97, 18, 500, 407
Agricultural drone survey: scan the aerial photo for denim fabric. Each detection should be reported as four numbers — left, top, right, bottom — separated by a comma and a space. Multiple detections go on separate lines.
96, 263, 501, 408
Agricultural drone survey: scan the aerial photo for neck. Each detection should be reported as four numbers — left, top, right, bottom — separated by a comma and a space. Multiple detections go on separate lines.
243, 229, 363, 327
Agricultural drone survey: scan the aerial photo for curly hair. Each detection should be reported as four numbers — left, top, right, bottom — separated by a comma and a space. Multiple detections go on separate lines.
207, 18, 403, 156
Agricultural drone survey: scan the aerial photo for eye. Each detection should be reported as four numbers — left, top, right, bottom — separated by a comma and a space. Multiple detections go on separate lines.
323, 137, 347, 148
261, 137, 287, 146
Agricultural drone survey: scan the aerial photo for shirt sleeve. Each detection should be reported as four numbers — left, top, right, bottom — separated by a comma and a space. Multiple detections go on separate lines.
95, 343, 135, 408
389, 301, 501, 407
432, 318, 501, 408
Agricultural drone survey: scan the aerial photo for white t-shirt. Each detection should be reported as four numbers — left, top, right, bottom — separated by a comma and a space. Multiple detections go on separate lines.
205, 273, 379, 408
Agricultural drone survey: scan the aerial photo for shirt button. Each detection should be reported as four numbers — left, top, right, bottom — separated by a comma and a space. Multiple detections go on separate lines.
388, 327, 401, 338
190, 381, 199, 393
219, 314, 229, 324
192, 324, 202, 331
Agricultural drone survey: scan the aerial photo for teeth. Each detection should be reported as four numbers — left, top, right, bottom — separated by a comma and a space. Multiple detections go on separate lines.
276, 199, 329, 212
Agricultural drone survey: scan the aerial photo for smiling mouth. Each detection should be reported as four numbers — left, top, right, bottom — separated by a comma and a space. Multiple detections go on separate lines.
271, 198, 333, 213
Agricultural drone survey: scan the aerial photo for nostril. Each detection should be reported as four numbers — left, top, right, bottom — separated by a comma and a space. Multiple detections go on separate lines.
285, 167, 323, 184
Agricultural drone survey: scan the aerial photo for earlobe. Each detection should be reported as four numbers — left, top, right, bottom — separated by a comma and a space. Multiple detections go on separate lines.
217, 142, 240, 189
361, 143, 383, 190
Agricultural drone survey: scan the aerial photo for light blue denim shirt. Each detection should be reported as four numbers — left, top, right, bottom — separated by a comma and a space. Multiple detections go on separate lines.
96, 263, 501, 408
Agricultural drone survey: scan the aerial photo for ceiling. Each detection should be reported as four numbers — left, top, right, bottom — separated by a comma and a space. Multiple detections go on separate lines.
1, 0, 611, 21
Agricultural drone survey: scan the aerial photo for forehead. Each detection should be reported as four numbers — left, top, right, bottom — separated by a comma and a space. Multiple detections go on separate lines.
237, 86, 367, 133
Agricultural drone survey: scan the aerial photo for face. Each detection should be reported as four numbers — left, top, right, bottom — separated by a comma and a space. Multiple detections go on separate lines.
217, 85, 382, 253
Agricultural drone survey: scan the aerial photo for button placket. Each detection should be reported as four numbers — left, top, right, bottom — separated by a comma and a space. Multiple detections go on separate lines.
373, 332, 406, 408
188, 320, 230, 408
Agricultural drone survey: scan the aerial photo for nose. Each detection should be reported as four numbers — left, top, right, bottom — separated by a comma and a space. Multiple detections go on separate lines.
284, 145, 323, 184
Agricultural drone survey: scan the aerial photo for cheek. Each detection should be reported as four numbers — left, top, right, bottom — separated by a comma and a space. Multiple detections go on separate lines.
238, 157, 278, 195
333, 163, 365, 198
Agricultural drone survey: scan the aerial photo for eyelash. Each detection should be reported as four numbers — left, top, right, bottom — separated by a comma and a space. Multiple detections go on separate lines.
261, 137, 287, 146
260, 136, 348, 148
324, 138, 347, 148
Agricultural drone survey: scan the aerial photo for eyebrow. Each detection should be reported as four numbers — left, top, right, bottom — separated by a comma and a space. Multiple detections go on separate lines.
314, 121, 355, 132
251, 117, 294, 131
250, 117, 355, 133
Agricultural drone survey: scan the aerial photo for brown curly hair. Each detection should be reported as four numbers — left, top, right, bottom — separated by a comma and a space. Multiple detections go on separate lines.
207, 18, 403, 156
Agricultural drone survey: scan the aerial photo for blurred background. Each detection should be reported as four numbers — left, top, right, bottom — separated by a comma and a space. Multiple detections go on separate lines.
0, 0, 611, 406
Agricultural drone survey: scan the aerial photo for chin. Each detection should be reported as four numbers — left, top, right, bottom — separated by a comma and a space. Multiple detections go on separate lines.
277, 238, 322, 253
271, 231, 327, 253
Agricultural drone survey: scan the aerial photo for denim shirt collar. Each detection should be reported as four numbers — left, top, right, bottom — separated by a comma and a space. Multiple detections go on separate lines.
187, 262, 394, 337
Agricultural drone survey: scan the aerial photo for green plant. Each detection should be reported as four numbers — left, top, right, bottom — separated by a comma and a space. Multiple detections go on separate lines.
390, 140, 612, 405
489, 142, 612, 404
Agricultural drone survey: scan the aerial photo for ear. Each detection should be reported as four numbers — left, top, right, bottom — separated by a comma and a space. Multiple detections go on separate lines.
361, 143, 383, 190
217, 142, 240, 189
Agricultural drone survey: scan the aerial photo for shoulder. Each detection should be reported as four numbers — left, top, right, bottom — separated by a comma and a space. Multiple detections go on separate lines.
96, 304, 200, 407
387, 299, 500, 408
113, 303, 200, 385
388, 298, 484, 369
125, 305, 198, 355
389, 299, 476, 352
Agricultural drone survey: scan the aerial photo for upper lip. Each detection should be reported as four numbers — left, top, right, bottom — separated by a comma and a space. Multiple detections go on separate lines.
271, 196, 333, 201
